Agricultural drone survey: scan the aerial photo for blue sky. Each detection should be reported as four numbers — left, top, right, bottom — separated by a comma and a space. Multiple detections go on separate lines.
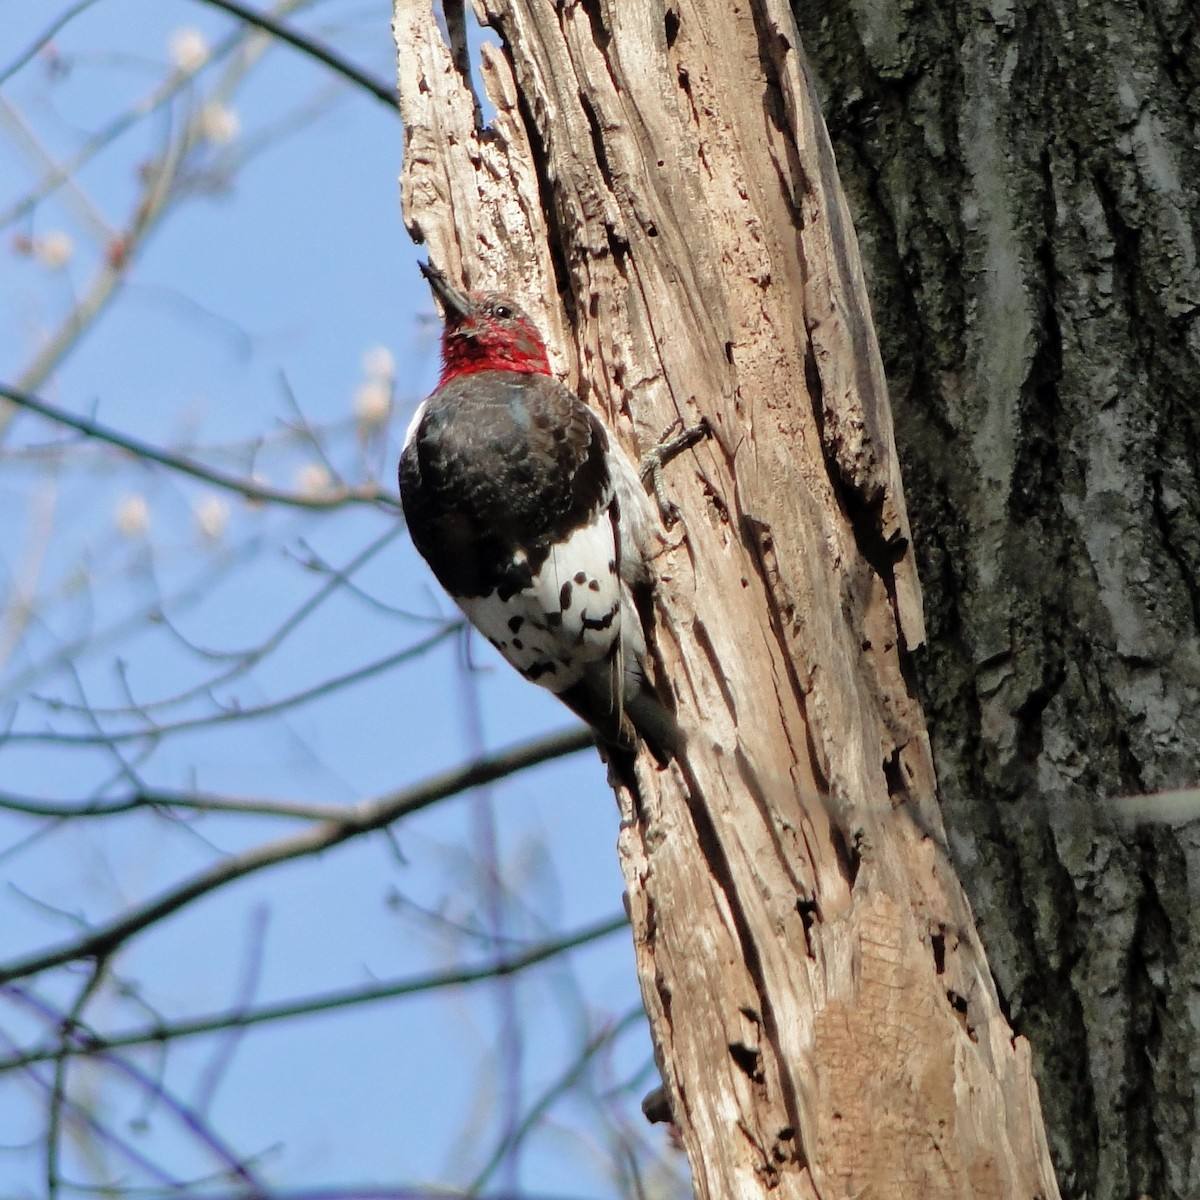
0, 3, 680, 1196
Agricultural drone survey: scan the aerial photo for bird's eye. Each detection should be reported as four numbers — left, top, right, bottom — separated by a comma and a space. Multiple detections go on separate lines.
492, 304, 513, 320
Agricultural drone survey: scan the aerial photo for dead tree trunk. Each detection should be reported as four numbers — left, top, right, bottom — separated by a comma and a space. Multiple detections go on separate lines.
790, 3, 1200, 1197
395, 1, 1060, 1195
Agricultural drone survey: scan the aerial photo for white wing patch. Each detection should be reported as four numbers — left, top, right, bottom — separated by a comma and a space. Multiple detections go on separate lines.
457, 511, 622, 695
401, 398, 428, 453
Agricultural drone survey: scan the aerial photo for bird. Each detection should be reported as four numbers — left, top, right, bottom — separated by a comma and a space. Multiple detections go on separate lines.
399, 261, 686, 776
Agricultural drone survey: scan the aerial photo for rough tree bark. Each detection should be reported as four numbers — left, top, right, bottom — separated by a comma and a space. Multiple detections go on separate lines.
395, 1, 1059, 1196
788, 3, 1200, 1198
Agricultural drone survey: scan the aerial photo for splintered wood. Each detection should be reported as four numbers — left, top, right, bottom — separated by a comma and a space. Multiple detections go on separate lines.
395, 1, 1060, 1196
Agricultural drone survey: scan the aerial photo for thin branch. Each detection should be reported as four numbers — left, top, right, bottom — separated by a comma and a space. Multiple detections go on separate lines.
0, 1039, 178, 1189
3, 0, 319, 415
45, 525, 405, 719
0, 0, 101, 88
470, 1008, 645, 1194
0, 727, 597, 986
193, 906, 268, 1115
9, 78, 191, 404
0, 480, 57, 675
0, 530, 269, 701
286, 535, 443, 622
0, 383, 400, 511
12, 986, 272, 1194
192, 0, 399, 110
20, 625, 459, 746
0, 15, 244, 235
0, 94, 116, 243
143, 1187, 599, 1200
459, 663, 525, 1192
0, 911, 626, 1071
0, 785, 366, 822
47, 961, 108, 1200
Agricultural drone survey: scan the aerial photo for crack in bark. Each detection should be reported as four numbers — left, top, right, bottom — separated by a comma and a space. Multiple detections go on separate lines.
669, 751, 813, 1175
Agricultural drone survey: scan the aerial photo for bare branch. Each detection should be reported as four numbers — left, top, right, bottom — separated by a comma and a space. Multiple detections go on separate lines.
0, 383, 400, 511
178, 1186, 599, 1200
20, 626, 459, 747
4, 0, 344, 409
47, 961, 107, 1200
1, 531, 268, 701
0, 0, 100, 88
12, 985, 273, 1195
0, 727, 596, 986
193, 0, 400, 111
43, 526, 406, 720
470, 1008, 645, 1194
10, 87, 191, 402
0, 1046, 179, 1188
0, 785, 373, 822
0, 912, 626, 1071
0, 13, 260, 235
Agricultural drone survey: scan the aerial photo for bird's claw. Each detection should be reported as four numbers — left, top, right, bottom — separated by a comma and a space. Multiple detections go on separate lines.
640, 418, 711, 527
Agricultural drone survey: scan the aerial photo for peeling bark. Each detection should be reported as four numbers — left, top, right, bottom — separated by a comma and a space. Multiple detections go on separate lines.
395, 1, 1060, 1195
791, 1, 1200, 1196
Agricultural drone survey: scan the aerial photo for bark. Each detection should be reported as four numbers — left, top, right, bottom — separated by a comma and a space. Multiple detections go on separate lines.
395, 1, 1059, 1195
788, 2, 1200, 1197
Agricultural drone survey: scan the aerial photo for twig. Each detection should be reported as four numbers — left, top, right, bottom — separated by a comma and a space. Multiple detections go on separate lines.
8, 81, 191, 406
1, 530, 268, 701
192, 0, 399, 110
45, 525, 405, 718
0, 480, 57, 675
0, 727, 596, 986
0, 0, 101, 87
0, 94, 116, 243
0, 909, 625, 1070
458, 663, 524, 1191
193, 906, 268, 1115
0, 19, 236, 233
2, 0, 319, 422
13, 984, 272, 1194
165, 1186, 597, 1200
47, 961, 108, 1200
0, 383, 401, 511
0, 1030, 178, 1188
0, 785, 375, 822
470, 1008, 645, 1193
19, 625, 458, 746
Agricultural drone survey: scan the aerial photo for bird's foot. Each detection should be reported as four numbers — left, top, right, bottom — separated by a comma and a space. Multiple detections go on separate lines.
640, 418, 711, 526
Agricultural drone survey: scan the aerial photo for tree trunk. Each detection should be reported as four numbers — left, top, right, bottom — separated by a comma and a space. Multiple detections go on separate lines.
787, 3, 1200, 1197
395, 1, 1060, 1195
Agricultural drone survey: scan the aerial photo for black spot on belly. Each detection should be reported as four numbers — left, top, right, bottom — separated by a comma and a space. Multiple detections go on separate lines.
588, 579, 600, 591
574, 571, 586, 584
608, 559, 617, 574
582, 605, 618, 631
559, 581, 573, 609
527, 661, 557, 681
513, 638, 524, 650
508, 615, 525, 633
546, 612, 563, 628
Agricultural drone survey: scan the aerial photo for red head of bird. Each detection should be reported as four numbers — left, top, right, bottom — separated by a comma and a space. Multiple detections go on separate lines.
420, 262, 552, 385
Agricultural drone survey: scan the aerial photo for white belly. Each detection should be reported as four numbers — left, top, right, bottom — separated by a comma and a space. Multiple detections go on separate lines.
457, 514, 622, 693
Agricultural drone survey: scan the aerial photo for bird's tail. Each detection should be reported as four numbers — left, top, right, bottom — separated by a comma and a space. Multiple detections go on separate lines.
623, 684, 687, 766
559, 656, 685, 780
